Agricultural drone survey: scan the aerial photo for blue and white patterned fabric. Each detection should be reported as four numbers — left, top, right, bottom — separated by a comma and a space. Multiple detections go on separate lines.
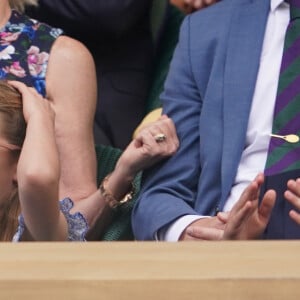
0, 10, 63, 96
12, 198, 89, 242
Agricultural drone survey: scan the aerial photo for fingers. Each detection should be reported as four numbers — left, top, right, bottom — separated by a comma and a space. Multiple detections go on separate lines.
185, 226, 223, 240
118, 118, 177, 175
258, 189, 276, 224
8, 80, 28, 91
231, 173, 264, 214
285, 179, 300, 209
8, 80, 40, 98
217, 211, 230, 223
8, 81, 44, 107
179, 217, 226, 241
153, 114, 179, 147
223, 201, 254, 239
285, 178, 300, 224
135, 128, 159, 152
289, 210, 300, 225
8, 81, 54, 123
135, 115, 179, 156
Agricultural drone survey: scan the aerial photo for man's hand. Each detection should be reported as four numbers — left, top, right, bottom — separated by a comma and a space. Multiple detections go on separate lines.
179, 217, 226, 241
220, 173, 276, 240
285, 178, 300, 224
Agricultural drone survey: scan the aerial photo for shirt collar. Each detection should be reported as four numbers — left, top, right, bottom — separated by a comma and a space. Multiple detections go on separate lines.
271, 0, 286, 12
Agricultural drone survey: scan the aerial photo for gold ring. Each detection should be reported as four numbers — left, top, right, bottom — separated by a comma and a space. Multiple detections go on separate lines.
154, 133, 166, 143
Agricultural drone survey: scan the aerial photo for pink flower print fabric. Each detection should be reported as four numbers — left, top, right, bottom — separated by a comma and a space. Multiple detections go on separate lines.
0, 10, 63, 96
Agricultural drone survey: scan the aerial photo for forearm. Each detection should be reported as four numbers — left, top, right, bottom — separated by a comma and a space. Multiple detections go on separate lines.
18, 116, 59, 185
73, 167, 135, 240
18, 117, 65, 241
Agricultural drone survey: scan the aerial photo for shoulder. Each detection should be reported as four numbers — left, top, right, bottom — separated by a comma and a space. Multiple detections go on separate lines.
50, 35, 94, 63
45, 35, 96, 98
47, 35, 95, 81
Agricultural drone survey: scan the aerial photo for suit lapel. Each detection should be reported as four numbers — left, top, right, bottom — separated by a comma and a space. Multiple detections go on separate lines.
220, 0, 270, 208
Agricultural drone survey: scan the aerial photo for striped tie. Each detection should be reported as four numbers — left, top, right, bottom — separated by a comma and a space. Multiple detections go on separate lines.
264, 0, 300, 176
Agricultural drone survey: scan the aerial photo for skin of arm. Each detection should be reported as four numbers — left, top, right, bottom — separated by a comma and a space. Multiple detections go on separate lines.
46, 36, 98, 203
11, 81, 67, 241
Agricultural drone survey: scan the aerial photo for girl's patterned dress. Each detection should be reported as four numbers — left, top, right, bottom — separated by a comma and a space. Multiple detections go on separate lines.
13, 198, 89, 242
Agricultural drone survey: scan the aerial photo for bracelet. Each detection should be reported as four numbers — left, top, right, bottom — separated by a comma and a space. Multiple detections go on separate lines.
99, 174, 135, 209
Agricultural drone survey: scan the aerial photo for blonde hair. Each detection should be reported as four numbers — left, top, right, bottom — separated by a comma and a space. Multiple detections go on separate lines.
9, 0, 38, 13
0, 81, 26, 241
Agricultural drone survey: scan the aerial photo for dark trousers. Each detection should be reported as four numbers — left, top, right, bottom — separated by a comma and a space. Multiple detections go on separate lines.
260, 169, 300, 239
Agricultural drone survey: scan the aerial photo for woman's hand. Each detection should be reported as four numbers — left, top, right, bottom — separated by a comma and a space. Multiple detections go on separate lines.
116, 115, 179, 179
8, 81, 55, 124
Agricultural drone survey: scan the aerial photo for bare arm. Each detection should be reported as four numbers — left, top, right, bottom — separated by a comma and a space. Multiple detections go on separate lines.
46, 36, 97, 203
76, 116, 179, 239
11, 81, 67, 241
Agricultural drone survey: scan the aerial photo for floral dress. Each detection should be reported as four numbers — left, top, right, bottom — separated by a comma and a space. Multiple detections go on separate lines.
0, 10, 89, 241
12, 198, 89, 242
0, 9, 62, 96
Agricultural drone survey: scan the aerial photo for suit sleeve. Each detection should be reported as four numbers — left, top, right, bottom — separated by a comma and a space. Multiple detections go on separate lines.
132, 15, 202, 240
27, 0, 152, 36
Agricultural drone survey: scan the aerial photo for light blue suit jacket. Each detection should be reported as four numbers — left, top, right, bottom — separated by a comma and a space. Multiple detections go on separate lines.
132, 0, 271, 240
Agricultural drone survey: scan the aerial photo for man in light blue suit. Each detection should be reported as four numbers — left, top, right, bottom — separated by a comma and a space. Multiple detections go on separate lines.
132, 0, 300, 240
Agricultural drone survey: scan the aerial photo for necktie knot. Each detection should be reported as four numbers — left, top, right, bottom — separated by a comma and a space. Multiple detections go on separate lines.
288, 0, 300, 20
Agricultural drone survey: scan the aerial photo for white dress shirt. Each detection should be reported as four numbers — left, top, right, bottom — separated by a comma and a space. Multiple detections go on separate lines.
161, 0, 290, 241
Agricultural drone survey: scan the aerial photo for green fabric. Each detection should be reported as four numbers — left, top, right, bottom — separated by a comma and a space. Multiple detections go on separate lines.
95, 144, 141, 241
146, 5, 185, 113
150, 0, 168, 46
95, 144, 123, 184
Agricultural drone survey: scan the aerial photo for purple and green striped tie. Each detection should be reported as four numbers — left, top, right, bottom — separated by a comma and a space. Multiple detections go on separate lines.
264, 0, 300, 176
